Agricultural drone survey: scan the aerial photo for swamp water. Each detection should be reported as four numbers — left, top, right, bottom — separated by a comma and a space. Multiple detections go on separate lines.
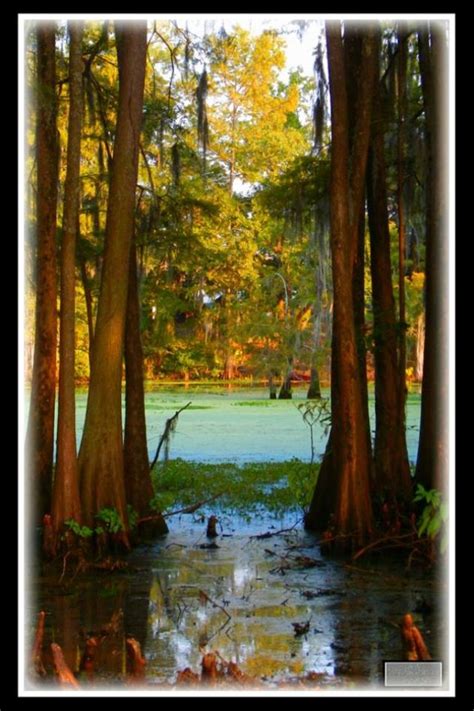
27, 385, 443, 691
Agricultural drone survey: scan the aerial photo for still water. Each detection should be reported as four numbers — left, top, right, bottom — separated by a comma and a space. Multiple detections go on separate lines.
71, 383, 422, 464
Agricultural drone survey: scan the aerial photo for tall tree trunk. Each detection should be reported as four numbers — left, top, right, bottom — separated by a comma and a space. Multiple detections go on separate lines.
305, 22, 377, 547
78, 22, 148, 546
26, 23, 59, 524
397, 26, 408, 426
415, 23, 449, 494
124, 239, 168, 536
345, 25, 374, 492
367, 85, 412, 503
53, 21, 84, 538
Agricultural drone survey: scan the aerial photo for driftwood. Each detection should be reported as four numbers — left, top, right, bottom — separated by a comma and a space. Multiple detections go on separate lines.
51, 643, 80, 688
401, 614, 431, 660
126, 636, 146, 680
31, 611, 47, 677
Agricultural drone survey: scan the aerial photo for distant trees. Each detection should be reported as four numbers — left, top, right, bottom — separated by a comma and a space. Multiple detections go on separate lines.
24, 17, 449, 556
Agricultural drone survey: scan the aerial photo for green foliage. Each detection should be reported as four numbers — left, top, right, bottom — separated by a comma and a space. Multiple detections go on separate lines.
64, 519, 94, 539
286, 460, 318, 512
126, 505, 139, 531
95, 507, 124, 534
413, 484, 448, 553
150, 458, 319, 517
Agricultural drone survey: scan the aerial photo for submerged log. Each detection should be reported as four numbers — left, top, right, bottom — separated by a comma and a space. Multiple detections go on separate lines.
51, 643, 80, 688
401, 613, 431, 660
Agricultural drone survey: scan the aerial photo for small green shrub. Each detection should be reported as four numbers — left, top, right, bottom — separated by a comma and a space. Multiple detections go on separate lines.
413, 484, 448, 553
95, 507, 124, 534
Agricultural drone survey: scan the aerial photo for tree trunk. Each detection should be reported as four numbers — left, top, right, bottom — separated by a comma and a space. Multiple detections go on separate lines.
367, 87, 412, 503
26, 23, 59, 524
278, 361, 292, 399
397, 26, 408, 429
78, 22, 148, 545
305, 22, 376, 547
416, 312, 425, 382
124, 239, 168, 537
307, 365, 322, 399
415, 23, 449, 494
52, 22, 84, 539
268, 372, 277, 399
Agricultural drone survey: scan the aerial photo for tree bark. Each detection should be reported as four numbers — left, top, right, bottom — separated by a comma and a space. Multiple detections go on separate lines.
415, 23, 449, 494
78, 22, 148, 545
367, 89, 412, 502
124, 239, 168, 536
53, 22, 84, 538
307, 365, 322, 399
305, 22, 376, 546
397, 26, 408, 429
26, 23, 59, 523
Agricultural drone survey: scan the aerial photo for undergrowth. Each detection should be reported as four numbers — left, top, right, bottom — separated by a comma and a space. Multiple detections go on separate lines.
150, 458, 319, 519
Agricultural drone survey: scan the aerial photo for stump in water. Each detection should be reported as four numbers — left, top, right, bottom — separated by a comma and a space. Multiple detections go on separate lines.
31, 610, 47, 677
126, 636, 146, 681
79, 636, 98, 680
401, 613, 431, 660
51, 643, 80, 688
206, 515, 218, 538
201, 652, 219, 684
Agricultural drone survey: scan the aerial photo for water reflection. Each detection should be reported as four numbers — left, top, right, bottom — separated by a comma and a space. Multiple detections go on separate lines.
29, 509, 439, 690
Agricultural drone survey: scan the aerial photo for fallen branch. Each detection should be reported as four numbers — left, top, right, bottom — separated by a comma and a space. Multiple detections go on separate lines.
138, 492, 225, 524
149, 401, 192, 471
249, 518, 302, 540
51, 643, 80, 688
